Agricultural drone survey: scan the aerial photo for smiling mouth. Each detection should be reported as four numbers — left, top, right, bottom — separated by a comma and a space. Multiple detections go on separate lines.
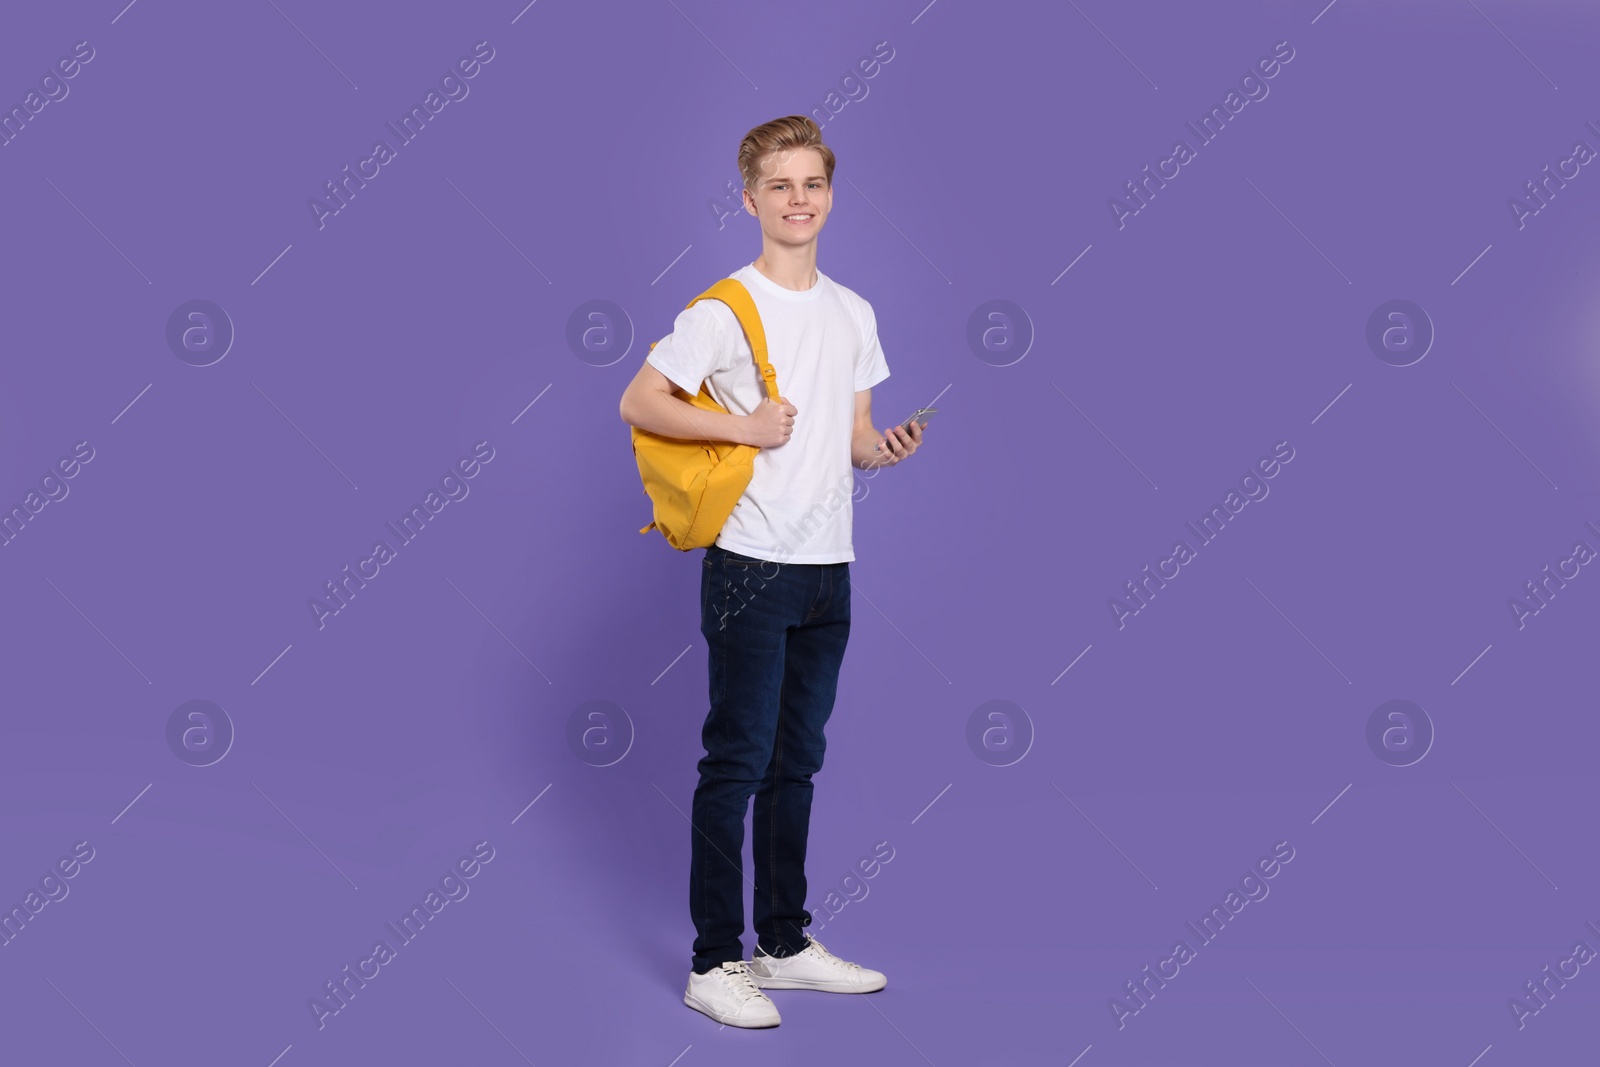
782, 214, 814, 224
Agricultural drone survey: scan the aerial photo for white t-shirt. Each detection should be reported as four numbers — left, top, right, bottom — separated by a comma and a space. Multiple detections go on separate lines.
646, 262, 890, 563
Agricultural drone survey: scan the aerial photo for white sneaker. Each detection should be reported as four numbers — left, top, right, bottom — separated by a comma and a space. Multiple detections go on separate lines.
683, 960, 781, 1028
749, 935, 888, 993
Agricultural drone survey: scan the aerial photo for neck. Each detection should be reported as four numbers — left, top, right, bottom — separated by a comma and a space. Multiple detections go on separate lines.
753, 244, 819, 291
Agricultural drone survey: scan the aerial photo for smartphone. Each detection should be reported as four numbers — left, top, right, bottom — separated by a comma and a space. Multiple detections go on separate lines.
899, 407, 937, 432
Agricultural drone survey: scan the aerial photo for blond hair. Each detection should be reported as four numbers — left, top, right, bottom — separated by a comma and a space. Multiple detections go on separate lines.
737, 115, 836, 192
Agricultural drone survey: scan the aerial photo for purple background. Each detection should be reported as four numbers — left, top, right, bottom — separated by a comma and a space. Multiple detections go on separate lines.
4, 0, 1600, 1064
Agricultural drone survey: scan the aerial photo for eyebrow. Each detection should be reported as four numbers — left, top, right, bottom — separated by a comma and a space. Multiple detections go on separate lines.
764, 175, 828, 185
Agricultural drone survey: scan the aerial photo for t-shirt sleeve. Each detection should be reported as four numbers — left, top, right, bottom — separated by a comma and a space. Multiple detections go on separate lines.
854, 299, 891, 392
645, 301, 736, 396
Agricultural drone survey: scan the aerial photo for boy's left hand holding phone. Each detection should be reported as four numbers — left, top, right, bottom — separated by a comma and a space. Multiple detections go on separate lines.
872, 407, 934, 463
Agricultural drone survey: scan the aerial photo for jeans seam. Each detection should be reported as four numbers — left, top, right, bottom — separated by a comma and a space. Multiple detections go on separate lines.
769, 662, 786, 953
701, 563, 728, 968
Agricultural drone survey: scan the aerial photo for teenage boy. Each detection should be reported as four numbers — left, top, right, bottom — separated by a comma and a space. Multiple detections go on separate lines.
619, 115, 925, 1028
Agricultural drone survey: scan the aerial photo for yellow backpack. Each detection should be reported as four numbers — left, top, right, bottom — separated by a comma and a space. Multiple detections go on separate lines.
633, 278, 781, 550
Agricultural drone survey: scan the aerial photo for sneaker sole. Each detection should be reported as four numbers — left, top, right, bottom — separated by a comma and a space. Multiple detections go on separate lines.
750, 975, 887, 993
683, 992, 781, 1028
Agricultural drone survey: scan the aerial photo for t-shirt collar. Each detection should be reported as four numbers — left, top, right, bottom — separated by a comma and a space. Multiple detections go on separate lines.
741, 262, 824, 302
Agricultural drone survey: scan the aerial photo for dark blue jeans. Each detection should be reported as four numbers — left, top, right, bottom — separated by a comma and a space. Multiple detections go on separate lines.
690, 543, 851, 974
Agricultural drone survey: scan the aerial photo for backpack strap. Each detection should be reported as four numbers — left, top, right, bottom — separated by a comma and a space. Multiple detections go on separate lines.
685, 278, 781, 401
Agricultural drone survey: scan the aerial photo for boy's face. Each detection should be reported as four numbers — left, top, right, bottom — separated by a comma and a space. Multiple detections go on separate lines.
742, 147, 832, 247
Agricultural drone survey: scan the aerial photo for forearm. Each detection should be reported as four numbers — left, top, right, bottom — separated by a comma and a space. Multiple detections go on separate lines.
621, 386, 749, 445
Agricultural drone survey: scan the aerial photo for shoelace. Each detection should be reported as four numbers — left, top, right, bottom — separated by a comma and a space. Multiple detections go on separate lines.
718, 960, 769, 1002
800, 937, 862, 976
